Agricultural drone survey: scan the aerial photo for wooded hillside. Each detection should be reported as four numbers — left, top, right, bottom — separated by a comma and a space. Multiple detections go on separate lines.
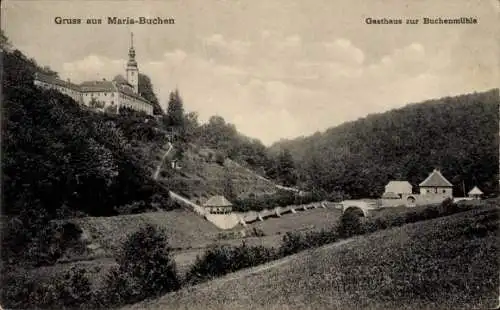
270, 90, 499, 199
2, 48, 174, 218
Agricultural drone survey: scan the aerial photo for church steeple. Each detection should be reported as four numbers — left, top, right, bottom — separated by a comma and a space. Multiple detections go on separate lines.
126, 32, 139, 93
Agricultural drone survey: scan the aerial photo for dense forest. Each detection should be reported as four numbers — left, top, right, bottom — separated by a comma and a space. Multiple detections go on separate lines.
270, 89, 500, 199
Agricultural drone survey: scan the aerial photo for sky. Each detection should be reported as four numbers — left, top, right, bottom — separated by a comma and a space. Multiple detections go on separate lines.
2, 0, 498, 145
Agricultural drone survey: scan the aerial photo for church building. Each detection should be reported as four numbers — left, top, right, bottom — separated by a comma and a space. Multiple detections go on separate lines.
34, 33, 154, 115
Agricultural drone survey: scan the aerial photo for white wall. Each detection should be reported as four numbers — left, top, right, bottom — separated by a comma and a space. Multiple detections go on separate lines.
82, 91, 118, 108
119, 94, 153, 115
34, 80, 82, 103
419, 187, 453, 198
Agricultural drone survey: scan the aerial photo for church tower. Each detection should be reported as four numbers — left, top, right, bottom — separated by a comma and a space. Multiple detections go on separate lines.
126, 32, 139, 93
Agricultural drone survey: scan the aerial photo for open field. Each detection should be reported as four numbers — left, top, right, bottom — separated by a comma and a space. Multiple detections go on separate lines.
244, 207, 342, 235
11, 205, 341, 291
123, 205, 499, 310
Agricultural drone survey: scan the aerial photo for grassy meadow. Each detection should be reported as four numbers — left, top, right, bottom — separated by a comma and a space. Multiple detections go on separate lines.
123, 205, 499, 310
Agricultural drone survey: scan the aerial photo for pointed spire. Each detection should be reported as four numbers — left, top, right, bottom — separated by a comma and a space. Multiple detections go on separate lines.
127, 32, 137, 67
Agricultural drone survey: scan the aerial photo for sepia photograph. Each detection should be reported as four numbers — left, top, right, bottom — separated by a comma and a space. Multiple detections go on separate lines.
1, 0, 499, 309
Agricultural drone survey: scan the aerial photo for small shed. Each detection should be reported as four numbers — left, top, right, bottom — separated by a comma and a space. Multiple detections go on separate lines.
468, 186, 483, 200
203, 195, 233, 214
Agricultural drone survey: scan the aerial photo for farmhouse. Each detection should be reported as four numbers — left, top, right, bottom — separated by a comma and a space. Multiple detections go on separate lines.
419, 168, 453, 198
203, 195, 233, 214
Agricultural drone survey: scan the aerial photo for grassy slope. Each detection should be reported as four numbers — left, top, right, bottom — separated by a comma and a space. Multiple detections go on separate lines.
74, 209, 221, 252
158, 145, 279, 203
124, 205, 499, 310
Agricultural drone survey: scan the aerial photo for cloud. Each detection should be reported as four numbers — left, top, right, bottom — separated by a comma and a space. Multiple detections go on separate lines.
59, 35, 492, 146
62, 55, 124, 81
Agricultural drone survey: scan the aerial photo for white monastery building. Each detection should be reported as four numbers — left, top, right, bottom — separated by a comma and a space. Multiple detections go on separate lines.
33, 33, 153, 115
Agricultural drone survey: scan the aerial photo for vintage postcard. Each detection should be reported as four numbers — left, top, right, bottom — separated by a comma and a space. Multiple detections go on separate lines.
1, 0, 499, 309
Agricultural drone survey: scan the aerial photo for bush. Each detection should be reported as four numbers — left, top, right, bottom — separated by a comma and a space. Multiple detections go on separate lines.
337, 210, 365, 238
103, 224, 180, 306
279, 231, 307, 257
186, 245, 234, 285
215, 152, 225, 165
0, 266, 93, 309
186, 243, 276, 285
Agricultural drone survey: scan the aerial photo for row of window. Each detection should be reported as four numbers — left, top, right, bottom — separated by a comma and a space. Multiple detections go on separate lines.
425, 189, 447, 194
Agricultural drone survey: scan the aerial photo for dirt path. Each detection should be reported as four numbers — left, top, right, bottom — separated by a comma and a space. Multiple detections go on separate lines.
153, 142, 173, 180
230, 160, 300, 193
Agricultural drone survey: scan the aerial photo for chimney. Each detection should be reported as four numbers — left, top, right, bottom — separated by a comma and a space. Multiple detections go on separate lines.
102, 78, 106, 81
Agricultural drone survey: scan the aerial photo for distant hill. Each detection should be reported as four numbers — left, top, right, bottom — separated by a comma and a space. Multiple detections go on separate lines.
123, 205, 499, 310
269, 90, 499, 199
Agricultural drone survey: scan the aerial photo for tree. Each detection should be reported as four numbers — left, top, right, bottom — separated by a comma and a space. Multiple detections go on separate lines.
166, 89, 185, 128
138, 73, 163, 115
277, 149, 297, 187
223, 167, 237, 201
104, 224, 180, 305
1, 29, 12, 51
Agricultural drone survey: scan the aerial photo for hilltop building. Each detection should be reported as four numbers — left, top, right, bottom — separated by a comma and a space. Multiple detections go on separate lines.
33, 33, 153, 115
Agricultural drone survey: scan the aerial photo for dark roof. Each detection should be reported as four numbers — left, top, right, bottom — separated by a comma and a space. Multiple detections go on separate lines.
80, 80, 117, 92
419, 169, 453, 187
34, 72, 81, 91
203, 195, 233, 207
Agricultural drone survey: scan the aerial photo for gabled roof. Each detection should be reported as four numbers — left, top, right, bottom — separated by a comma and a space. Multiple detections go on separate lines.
419, 169, 453, 187
468, 186, 483, 195
385, 181, 412, 193
203, 195, 232, 207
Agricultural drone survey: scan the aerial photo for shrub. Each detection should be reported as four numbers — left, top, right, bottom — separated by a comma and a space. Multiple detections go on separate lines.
337, 210, 365, 238
104, 224, 180, 306
279, 231, 307, 257
0, 266, 93, 309
186, 244, 234, 285
186, 243, 276, 285
215, 152, 225, 165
